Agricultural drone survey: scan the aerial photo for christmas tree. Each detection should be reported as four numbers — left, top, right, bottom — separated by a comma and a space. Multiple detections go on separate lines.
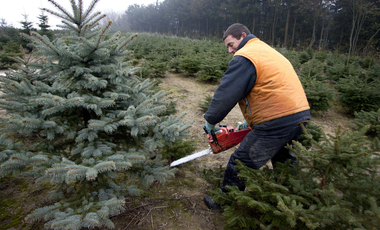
0, 0, 191, 229
211, 125, 380, 229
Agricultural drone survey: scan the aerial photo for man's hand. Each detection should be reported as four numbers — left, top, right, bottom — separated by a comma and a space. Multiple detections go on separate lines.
236, 120, 249, 130
204, 122, 220, 134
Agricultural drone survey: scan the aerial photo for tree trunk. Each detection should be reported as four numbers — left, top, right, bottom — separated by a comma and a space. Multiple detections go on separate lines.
348, 0, 371, 62
252, 16, 256, 34
363, 27, 380, 55
284, 6, 290, 48
318, 15, 325, 50
309, 19, 317, 48
271, 12, 278, 46
291, 17, 297, 48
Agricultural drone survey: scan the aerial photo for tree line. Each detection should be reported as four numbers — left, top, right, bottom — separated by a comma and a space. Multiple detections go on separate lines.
0, 13, 55, 69
114, 0, 380, 56
1, 0, 379, 58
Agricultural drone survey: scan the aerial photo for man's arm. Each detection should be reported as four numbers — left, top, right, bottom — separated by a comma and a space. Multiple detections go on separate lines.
204, 56, 256, 125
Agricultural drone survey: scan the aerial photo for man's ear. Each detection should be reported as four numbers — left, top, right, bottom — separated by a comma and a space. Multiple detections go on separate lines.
241, 32, 247, 38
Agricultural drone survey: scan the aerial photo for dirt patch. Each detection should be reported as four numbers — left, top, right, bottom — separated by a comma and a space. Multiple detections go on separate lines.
310, 109, 352, 136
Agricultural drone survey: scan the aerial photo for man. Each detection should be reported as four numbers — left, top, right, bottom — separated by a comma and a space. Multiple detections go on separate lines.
203, 23, 310, 210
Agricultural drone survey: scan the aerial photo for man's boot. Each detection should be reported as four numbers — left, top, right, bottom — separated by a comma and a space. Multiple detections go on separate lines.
203, 195, 222, 210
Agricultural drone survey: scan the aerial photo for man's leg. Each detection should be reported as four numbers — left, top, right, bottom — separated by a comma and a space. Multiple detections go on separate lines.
271, 147, 297, 168
204, 123, 306, 210
204, 130, 263, 210
271, 122, 305, 167
221, 122, 306, 191
220, 130, 263, 192
204, 128, 279, 210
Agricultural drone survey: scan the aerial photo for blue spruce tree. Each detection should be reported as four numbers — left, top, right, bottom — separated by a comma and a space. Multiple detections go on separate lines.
0, 0, 191, 229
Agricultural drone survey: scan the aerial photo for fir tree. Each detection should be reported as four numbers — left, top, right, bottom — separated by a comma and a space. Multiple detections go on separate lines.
211, 125, 380, 229
0, 0, 191, 229
37, 11, 54, 40
19, 13, 34, 34
19, 13, 35, 52
352, 109, 380, 138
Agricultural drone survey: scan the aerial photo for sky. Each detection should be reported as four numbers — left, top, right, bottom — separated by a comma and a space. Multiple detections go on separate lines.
0, 0, 159, 29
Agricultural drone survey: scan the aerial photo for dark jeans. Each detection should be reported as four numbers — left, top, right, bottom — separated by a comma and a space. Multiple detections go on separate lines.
220, 122, 306, 192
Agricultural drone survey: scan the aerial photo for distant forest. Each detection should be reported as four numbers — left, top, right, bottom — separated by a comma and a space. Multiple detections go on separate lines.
106, 0, 380, 56
1, 0, 380, 56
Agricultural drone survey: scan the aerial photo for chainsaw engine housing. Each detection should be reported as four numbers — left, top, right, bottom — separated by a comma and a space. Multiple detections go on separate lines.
207, 125, 252, 153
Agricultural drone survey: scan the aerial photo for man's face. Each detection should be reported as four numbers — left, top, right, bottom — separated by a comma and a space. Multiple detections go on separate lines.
224, 32, 246, 54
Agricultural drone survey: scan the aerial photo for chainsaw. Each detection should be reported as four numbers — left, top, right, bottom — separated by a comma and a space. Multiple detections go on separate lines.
170, 125, 252, 167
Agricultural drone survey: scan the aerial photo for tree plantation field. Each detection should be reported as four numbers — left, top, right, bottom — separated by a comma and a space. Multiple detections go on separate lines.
0, 71, 352, 230
126, 33, 380, 118
1, 29, 380, 230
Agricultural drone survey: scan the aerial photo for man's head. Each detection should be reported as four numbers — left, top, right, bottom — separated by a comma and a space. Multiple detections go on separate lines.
223, 23, 251, 54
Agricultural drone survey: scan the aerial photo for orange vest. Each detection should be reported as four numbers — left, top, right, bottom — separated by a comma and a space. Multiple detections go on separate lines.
235, 38, 310, 125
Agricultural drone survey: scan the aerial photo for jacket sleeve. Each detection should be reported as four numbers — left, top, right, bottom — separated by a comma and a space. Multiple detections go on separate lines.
204, 56, 256, 125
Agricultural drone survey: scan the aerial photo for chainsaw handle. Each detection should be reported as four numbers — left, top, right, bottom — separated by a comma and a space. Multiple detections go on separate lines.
210, 129, 219, 146
203, 125, 219, 146
202, 125, 208, 134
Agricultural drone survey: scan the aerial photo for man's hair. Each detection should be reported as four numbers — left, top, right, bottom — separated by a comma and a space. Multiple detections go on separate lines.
223, 23, 251, 41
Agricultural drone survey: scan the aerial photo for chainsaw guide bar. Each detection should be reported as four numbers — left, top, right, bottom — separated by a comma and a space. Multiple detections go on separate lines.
169, 148, 212, 167
170, 125, 252, 167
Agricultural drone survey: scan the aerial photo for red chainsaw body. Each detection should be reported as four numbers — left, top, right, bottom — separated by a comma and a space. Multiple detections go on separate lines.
207, 126, 252, 154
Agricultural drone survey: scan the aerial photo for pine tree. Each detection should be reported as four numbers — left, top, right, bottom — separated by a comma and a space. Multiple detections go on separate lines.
0, 0, 191, 229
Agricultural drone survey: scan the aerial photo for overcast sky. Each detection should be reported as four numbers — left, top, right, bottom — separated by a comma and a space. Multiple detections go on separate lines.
0, 0, 160, 29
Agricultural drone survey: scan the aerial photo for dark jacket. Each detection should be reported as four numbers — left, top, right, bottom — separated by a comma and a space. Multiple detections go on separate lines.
204, 34, 310, 130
